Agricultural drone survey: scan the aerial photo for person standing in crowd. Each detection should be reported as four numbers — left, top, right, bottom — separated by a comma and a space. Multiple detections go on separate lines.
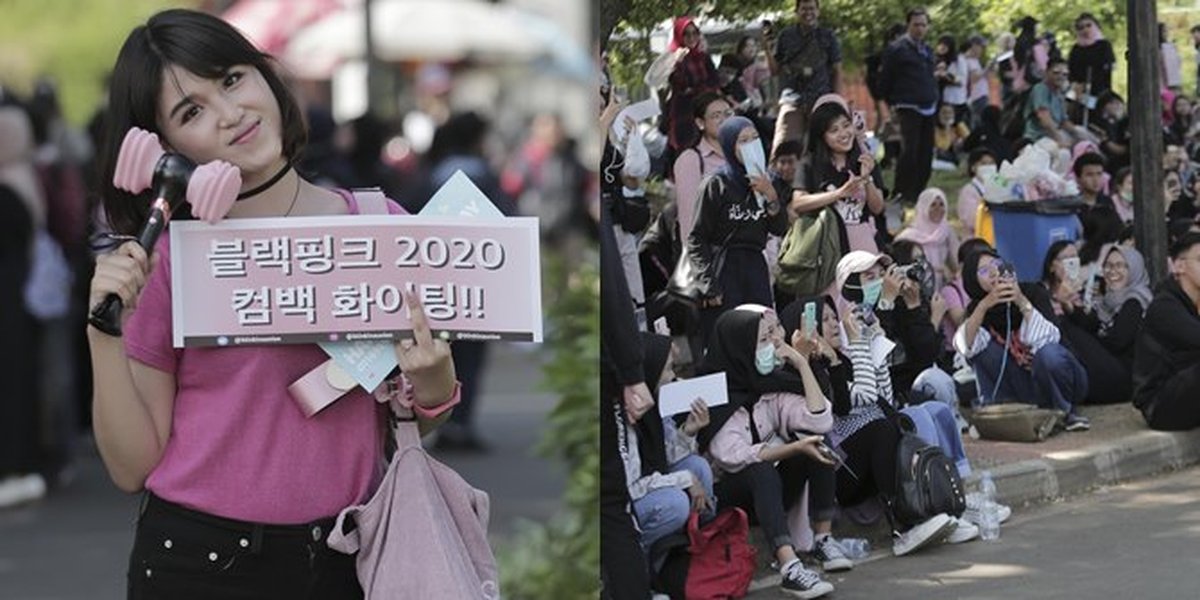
1068, 13, 1115, 104
962, 36, 990, 128
767, 0, 842, 157
674, 92, 733, 247
1013, 16, 1045, 93
1162, 23, 1185, 93
878, 7, 938, 207
89, 10, 460, 598
687, 116, 788, 345
935, 36, 968, 125
664, 17, 719, 157
1133, 232, 1200, 431
698, 306, 838, 599
0, 106, 44, 507
954, 249, 1091, 430
992, 32, 1019, 102
601, 82, 655, 597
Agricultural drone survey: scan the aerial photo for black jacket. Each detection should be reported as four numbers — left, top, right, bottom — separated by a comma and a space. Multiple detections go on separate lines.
1133, 279, 1200, 413
878, 36, 938, 108
686, 173, 789, 298
877, 297, 943, 404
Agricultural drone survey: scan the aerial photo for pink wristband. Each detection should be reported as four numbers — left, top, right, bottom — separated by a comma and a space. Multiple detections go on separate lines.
410, 381, 462, 420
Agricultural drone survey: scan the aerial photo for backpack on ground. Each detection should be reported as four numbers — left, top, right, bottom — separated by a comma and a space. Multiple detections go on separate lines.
886, 410, 967, 528
650, 509, 757, 600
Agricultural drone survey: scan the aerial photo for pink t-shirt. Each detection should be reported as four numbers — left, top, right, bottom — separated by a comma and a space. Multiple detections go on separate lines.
125, 190, 404, 524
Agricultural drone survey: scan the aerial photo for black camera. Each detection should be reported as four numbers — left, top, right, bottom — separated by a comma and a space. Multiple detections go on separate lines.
895, 260, 935, 299
998, 261, 1017, 280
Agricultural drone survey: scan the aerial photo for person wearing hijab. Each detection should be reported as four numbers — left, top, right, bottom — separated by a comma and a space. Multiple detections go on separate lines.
623, 333, 715, 555
665, 17, 720, 154
896, 187, 960, 286
954, 249, 1092, 430
1093, 245, 1152, 365
687, 116, 789, 346
1039, 241, 1133, 405
1133, 232, 1200, 431
1067, 13, 1115, 100
697, 306, 837, 598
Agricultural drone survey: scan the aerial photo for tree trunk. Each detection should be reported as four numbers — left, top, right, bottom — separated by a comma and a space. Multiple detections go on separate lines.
1128, 0, 1167, 285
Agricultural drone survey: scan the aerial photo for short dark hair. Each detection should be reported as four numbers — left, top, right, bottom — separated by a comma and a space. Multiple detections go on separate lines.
968, 147, 996, 172
97, 9, 306, 235
796, 0, 819, 10
773, 140, 802, 161
1048, 56, 1068, 70
958, 237, 994, 265
1115, 165, 1133, 185
1076, 13, 1099, 28
1073, 152, 1107, 178
906, 7, 929, 24
1170, 231, 1200, 259
692, 91, 728, 122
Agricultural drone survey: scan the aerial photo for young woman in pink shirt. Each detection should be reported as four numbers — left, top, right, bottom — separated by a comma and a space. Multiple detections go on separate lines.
87, 10, 457, 598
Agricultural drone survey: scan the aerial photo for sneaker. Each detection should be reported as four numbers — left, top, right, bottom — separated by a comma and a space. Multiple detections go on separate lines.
780, 558, 834, 599
892, 513, 956, 557
1064, 413, 1091, 432
946, 517, 980, 544
0, 474, 46, 509
963, 493, 1012, 525
811, 536, 853, 572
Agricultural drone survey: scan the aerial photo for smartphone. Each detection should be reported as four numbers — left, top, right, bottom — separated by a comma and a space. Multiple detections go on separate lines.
802, 302, 818, 336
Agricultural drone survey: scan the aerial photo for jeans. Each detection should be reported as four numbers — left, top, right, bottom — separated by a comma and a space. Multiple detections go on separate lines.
969, 342, 1087, 415
632, 455, 715, 551
715, 456, 835, 551
902, 401, 971, 478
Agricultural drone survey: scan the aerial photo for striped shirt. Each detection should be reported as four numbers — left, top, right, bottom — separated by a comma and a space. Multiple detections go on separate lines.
832, 335, 896, 443
952, 305, 1061, 359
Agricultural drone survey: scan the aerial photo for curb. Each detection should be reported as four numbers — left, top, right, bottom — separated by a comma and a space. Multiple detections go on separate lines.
742, 428, 1200, 596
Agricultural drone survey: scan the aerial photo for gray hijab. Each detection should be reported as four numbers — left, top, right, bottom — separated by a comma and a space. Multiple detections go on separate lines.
1095, 243, 1153, 325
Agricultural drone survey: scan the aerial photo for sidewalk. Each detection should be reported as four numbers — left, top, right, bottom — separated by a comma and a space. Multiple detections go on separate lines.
744, 403, 1200, 596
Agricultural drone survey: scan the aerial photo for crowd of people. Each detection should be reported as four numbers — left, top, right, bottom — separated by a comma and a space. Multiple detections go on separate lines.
601, 3, 1200, 599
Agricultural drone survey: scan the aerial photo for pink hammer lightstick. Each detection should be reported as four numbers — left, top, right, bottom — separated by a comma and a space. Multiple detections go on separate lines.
89, 128, 242, 336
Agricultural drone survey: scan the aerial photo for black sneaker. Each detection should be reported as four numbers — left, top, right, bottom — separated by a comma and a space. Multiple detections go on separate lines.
780, 559, 834, 598
811, 536, 853, 572
1064, 413, 1091, 432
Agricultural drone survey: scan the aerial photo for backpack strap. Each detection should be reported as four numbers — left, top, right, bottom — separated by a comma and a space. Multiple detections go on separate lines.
352, 187, 390, 215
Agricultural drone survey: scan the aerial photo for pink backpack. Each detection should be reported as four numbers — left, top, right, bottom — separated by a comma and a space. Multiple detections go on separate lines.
326, 189, 499, 598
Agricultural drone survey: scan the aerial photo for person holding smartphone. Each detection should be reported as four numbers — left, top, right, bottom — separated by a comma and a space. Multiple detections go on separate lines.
954, 248, 1092, 431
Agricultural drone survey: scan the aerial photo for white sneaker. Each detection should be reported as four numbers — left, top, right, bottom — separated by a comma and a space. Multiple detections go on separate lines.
0, 474, 46, 509
963, 493, 1012, 525
892, 513, 956, 556
811, 536, 853, 572
946, 517, 980, 544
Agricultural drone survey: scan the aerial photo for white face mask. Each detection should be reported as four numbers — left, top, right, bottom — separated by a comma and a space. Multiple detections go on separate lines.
738, 138, 767, 178
1062, 256, 1081, 282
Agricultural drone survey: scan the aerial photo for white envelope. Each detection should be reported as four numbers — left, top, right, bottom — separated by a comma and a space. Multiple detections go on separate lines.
658, 372, 729, 416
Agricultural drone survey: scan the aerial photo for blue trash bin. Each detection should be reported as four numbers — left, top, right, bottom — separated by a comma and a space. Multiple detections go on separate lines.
986, 197, 1083, 281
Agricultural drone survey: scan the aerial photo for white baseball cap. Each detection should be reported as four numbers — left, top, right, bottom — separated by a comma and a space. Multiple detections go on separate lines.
836, 251, 892, 293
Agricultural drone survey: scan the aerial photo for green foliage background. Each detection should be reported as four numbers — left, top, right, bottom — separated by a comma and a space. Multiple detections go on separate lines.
0, 0, 194, 125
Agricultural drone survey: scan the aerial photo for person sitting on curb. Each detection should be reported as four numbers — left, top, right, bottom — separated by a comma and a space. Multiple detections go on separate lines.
622, 333, 716, 555
1133, 232, 1200, 431
698, 306, 839, 598
954, 248, 1092, 431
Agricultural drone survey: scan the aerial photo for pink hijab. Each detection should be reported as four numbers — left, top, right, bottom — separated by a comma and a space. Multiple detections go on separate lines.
896, 188, 958, 277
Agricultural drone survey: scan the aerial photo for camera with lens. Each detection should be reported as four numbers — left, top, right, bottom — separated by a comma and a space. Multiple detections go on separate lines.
894, 260, 935, 299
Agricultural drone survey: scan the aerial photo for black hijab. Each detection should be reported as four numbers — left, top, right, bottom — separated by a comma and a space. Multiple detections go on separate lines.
635, 332, 672, 477
962, 248, 1023, 336
697, 307, 806, 451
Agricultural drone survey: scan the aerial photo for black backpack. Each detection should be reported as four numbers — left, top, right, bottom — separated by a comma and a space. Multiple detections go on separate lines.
878, 400, 967, 528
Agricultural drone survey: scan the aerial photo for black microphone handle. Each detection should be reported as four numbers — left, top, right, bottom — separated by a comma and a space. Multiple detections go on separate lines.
88, 202, 170, 336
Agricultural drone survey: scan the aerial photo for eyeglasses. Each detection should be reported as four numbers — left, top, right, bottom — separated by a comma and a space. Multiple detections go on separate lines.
1102, 262, 1128, 272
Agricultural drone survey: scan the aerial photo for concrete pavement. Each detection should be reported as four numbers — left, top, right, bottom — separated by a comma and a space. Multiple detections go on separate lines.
748, 464, 1200, 598
0, 344, 565, 600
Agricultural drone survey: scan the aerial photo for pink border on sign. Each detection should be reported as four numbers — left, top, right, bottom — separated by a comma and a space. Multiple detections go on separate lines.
170, 215, 542, 348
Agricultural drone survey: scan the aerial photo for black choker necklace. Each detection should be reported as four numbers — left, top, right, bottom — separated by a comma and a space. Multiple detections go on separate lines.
237, 163, 292, 200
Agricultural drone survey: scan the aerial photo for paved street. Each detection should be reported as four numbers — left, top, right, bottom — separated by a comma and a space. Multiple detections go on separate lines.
748, 465, 1200, 599
0, 345, 565, 600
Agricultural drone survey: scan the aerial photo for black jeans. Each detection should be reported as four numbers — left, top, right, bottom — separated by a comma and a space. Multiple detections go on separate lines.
835, 419, 901, 508
714, 457, 836, 552
894, 108, 935, 205
127, 494, 361, 600
1143, 363, 1200, 431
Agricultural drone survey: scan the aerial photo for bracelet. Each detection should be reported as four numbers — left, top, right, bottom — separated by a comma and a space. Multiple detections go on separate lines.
410, 380, 462, 420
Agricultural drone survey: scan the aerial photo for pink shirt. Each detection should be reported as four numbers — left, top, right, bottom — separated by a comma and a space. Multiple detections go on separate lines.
674, 138, 727, 244
957, 179, 984, 237
708, 391, 832, 476
126, 191, 404, 524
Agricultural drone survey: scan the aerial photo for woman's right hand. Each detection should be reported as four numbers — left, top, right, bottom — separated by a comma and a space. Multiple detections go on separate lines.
790, 435, 837, 465
836, 176, 866, 200
89, 241, 151, 331
839, 302, 861, 342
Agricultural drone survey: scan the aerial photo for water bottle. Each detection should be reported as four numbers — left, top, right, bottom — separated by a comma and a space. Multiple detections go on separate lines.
837, 537, 870, 559
978, 471, 1000, 541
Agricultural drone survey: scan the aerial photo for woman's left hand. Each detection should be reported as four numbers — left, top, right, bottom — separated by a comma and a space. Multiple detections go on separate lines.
858, 153, 876, 179
393, 292, 457, 407
749, 174, 778, 203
